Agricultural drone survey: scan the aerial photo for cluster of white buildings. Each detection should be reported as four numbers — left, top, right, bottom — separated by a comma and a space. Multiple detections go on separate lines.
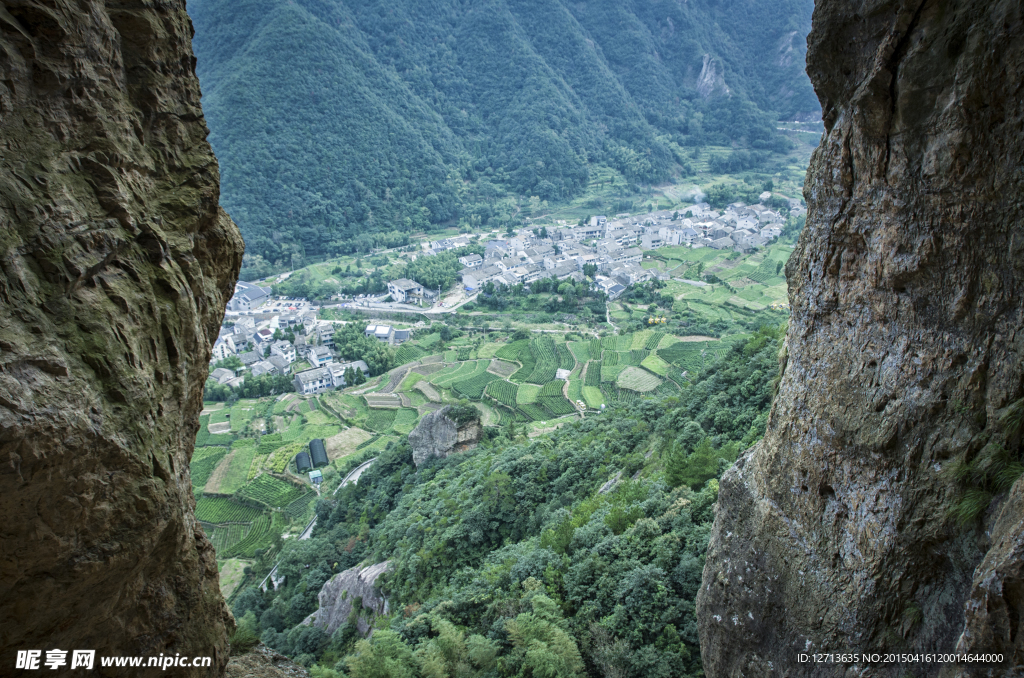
458, 198, 794, 298
209, 300, 367, 391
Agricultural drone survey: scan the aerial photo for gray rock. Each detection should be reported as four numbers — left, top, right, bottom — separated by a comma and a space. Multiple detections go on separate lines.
697, 0, 1024, 674
302, 561, 390, 637
408, 406, 481, 467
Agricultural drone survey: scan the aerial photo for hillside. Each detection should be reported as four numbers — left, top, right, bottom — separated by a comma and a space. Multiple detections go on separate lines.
188, 0, 817, 263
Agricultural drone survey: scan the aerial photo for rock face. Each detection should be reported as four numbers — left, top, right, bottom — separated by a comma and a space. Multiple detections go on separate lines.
697, 1, 1024, 675
408, 406, 482, 467
302, 562, 390, 637
0, 1, 243, 674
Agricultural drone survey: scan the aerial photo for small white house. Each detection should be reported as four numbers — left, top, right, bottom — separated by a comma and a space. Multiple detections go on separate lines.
387, 278, 424, 303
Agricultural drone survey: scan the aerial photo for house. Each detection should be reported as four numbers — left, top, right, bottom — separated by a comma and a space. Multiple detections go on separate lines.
589, 215, 607, 228
680, 228, 699, 246
462, 264, 501, 291
597, 239, 622, 255
641, 233, 664, 250
232, 317, 255, 334
239, 351, 260, 366
329, 360, 371, 387
270, 340, 296, 364
211, 336, 235, 362
210, 368, 235, 384
316, 323, 336, 348
387, 278, 425, 303
267, 355, 292, 375
226, 281, 273, 312
250, 360, 276, 377
294, 367, 335, 395
253, 328, 275, 353
598, 248, 642, 272
760, 226, 782, 239
458, 254, 483, 268
308, 346, 334, 368
710, 236, 735, 250
392, 329, 411, 343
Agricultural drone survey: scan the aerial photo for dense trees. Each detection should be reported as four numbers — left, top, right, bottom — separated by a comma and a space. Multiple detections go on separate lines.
231, 326, 785, 675
332, 323, 396, 376
188, 0, 817, 261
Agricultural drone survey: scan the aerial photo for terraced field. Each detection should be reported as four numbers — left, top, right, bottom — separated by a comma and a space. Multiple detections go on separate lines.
239, 474, 307, 508
486, 380, 518, 407
453, 371, 501, 399
617, 366, 662, 392
195, 497, 261, 523
487, 359, 519, 378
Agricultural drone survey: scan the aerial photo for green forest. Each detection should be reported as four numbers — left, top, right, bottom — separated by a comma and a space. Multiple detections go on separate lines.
227, 325, 785, 676
188, 0, 817, 266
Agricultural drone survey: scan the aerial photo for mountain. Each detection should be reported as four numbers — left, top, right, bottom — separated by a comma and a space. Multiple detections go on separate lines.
188, 0, 818, 263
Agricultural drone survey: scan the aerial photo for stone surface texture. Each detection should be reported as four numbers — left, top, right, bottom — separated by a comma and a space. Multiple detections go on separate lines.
226, 645, 309, 678
0, 1, 243, 675
698, 1, 1024, 676
408, 406, 482, 467
302, 561, 391, 637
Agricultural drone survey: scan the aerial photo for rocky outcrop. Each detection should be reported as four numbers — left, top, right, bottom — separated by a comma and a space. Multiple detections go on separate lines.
226, 644, 309, 678
408, 406, 481, 467
697, 1, 1024, 676
302, 562, 390, 637
0, 1, 243, 675
696, 54, 730, 99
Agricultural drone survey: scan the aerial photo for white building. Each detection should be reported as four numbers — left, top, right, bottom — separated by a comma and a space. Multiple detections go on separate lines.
270, 340, 296, 364
387, 278, 424, 303
226, 281, 273, 312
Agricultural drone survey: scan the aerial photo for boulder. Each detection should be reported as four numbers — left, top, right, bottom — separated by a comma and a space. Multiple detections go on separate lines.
408, 405, 481, 467
302, 561, 390, 637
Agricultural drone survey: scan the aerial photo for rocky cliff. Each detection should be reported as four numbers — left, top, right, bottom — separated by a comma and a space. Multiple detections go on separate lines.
301, 562, 390, 637
0, 1, 243, 674
697, 1, 1024, 675
408, 406, 482, 467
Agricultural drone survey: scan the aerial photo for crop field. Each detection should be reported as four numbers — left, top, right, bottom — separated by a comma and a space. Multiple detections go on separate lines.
414, 381, 441, 402
516, 383, 541, 405
525, 337, 558, 384
630, 330, 652, 350
567, 376, 583, 403
453, 371, 500, 399
283, 492, 317, 521
477, 342, 503, 358
432, 360, 482, 387
556, 343, 575, 370
629, 349, 650, 365
390, 408, 420, 434
658, 341, 716, 372
517, 403, 551, 421
584, 361, 601, 386
589, 338, 602, 357
495, 340, 529, 362
266, 442, 301, 473
617, 366, 662, 392
195, 496, 261, 523
190, 448, 228, 490
365, 394, 402, 409
325, 427, 374, 459
455, 346, 474, 361
538, 380, 575, 415
394, 344, 426, 365
645, 332, 665, 350
239, 474, 307, 508
603, 351, 619, 366
582, 386, 605, 409
601, 363, 626, 382
411, 362, 446, 376
487, 359, 519, 378
568, 341, 590, 364
509, 347, 538, 383
221, 513, 288, 559
418, 332, 442, 349
202, 521, 252, 553
365, 408, 398, 432
641, 354, 671, 376
205, 443, 256, 495
486, 380, 518, 407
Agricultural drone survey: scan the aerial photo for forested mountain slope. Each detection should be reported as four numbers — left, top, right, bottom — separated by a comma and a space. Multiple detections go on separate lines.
188, 0, 817, 261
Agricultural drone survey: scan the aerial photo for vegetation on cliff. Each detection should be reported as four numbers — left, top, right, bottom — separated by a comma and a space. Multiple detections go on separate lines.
187, 0, 817, 263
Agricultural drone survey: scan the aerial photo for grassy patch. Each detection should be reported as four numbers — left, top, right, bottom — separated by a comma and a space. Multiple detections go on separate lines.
517, 383, 541, 405
616, 366, 662, 392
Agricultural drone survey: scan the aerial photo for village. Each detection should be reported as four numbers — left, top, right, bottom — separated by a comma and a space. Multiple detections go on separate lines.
206, 196, 802, 398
